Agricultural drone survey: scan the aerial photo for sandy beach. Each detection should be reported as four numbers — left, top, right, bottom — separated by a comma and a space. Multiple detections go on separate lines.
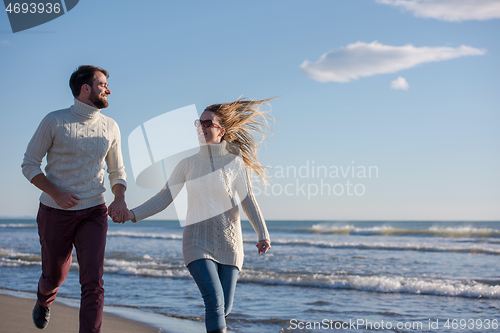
0, 293, 162, 333
0, 291, 206, 333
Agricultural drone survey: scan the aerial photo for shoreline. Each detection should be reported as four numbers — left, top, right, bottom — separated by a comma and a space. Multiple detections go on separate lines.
0, 290, 205, 333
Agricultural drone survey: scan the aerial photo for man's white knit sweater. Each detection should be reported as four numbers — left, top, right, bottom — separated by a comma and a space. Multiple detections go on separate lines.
21, 98, 127, 210
132, 140, 270, 270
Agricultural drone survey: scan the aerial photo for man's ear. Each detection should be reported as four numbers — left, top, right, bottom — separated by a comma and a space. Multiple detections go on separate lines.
81, 84, 91, 95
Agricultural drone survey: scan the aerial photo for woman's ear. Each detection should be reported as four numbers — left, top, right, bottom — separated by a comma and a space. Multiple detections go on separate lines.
219, 129, 226, 137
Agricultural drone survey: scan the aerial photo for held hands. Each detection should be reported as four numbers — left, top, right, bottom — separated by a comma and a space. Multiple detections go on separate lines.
256, 239, 271, 254
107, 197, 128, 223
108, 184, 130, 223
109, 208, 135, 224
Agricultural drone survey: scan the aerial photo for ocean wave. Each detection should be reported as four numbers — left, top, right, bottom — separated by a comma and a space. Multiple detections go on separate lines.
238, 271, 500, 299
104, 258, 189, 278
107, 231, 182, 240
305, 224, 500, 238
0, 249, 82, 269
0, 248, 188, 275
0, 249, 40, 260
0, 223, 37, 228
0, 249, 41, 267
4, 247, 498, 300
100, 249, 500, 299
264, 239, 500, 255
0, 258, 41, 267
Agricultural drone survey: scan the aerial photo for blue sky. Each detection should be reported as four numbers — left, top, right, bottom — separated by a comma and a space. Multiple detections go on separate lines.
1, 0, 499, 221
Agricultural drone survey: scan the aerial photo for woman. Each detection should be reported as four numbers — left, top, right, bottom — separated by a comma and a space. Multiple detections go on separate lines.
112, 98, 273, 333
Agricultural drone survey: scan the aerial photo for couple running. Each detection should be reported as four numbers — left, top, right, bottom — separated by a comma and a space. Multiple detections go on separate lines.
22, 65, 272, 333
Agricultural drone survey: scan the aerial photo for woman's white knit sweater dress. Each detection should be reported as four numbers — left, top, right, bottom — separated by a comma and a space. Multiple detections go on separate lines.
132, 141, 270, 270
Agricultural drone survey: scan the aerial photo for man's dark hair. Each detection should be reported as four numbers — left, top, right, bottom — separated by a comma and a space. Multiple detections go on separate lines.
69, 65, 109, 98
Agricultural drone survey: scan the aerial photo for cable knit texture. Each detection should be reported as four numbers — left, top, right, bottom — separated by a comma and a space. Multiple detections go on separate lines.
132, 141, 269, 270
22, 98, 127, 210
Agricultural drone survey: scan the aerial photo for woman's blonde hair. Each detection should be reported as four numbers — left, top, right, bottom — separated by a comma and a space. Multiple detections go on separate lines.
205, 97, 275, 186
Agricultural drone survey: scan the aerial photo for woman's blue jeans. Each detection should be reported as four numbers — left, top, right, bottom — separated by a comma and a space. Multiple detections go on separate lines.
187, 259, 239, 332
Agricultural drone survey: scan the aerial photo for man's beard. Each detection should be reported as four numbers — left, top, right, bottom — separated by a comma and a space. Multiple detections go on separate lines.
89, 89, 109, 109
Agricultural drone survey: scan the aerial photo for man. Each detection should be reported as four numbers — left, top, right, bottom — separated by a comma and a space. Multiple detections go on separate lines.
21, 65, 128, 332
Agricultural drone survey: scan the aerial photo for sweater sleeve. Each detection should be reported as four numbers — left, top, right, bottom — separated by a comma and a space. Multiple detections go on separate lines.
235, 166, 270, 242
132, 158, 187, 222
21, 113, 57, 182
106, 119, 127, 189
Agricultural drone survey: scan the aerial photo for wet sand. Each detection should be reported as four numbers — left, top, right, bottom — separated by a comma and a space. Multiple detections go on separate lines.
0, 293, 161, 333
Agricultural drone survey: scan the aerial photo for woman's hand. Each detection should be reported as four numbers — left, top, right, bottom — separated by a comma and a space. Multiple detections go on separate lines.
256, 239, 271, 254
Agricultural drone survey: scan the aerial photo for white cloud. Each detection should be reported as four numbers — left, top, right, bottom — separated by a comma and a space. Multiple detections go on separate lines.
376, 0, 500, 22
300, 41, 485, 83
391, 77, 409, 90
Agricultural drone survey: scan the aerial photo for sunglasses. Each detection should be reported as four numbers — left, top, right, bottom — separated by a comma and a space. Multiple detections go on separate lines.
194, 119, 222, 129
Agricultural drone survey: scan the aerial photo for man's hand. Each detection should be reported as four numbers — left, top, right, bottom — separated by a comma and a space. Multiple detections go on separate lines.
54, 191, 80, 209
108, 184, 127, 223
31, 174, 80, 209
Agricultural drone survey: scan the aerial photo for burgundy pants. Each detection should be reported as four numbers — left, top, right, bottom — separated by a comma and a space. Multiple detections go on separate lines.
36, 203, 108, 333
